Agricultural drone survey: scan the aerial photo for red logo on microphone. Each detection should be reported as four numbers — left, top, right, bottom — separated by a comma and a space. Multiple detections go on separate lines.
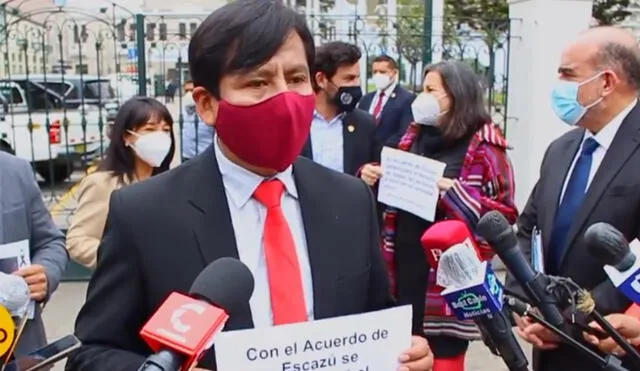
140, 292, 229, 370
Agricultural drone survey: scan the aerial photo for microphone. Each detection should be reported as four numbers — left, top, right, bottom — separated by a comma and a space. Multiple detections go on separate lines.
476, 210, 565, 329
584, 222, 640, 304
138, 257, 254, 371
0, 305, 16, 363
0, 273, 30, 318
438, 245, 529, 371
421, 220, 481, 274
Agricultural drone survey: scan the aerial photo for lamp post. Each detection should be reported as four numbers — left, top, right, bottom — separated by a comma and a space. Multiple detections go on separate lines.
422, 0, 432, 66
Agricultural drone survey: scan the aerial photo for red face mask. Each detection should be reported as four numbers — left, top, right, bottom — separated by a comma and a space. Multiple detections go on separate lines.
215, 92, 315, 172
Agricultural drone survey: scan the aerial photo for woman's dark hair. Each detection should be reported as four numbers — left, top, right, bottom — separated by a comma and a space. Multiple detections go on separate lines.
423, 60, 491, 140
100, 96, 175, 181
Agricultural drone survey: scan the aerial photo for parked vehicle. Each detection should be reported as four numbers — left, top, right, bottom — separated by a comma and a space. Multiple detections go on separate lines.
0, 77, 111, 183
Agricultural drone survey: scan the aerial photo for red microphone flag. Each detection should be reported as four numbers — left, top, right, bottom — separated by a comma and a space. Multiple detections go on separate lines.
139, 292, 228, 371
421, 220, 481, 269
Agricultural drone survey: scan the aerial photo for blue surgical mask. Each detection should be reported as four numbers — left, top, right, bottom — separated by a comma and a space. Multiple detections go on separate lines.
551, 72, 604, 126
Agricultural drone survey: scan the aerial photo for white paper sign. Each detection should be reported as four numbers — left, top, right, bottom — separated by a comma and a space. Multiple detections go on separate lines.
378, 147, 447, 222
215, 306, 412, 371
0, 239, 35, 319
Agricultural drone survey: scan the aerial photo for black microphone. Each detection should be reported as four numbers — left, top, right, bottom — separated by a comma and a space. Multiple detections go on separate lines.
138, 257, 255, 371
584, 222, 635, 271
476, 211, 565, 328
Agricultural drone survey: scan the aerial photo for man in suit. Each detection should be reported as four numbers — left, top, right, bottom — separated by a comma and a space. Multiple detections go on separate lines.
301, 41, 380, 175
66, 2, 433, 371
0, 152, 68, 356
506, 27, 640, 371
358, 55, 415, 147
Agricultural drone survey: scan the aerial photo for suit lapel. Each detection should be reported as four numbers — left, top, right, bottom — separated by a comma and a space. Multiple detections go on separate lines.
541, 130, 583, 252
293, 159, 338, 319
186, 147, 253, 330
359, 94, 373, 112
379, 87, 398, 123
559, 105, 640, 266
301, 137, 313, 160
342, 113, 356, 174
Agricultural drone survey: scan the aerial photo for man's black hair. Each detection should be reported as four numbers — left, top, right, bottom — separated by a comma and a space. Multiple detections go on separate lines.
188, 0, 315, 98
313, 41, 361, 91
372, 55, 398, 70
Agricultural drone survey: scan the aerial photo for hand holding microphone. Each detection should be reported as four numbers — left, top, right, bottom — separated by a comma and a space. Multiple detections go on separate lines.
513, 312, 561, 350
585, 314, 640, 356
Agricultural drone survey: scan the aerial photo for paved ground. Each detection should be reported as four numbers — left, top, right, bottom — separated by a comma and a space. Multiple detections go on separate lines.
37, 101, 531, 370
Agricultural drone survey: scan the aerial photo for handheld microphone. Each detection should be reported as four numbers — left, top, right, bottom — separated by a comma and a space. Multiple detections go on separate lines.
138, 257, 254, 371
0, 305, 15, 364
421, 220, 481, 273
438, 246, 529, 371
477, 211, 565, 329
584, 222, 640, 304
0, 273, 30, 318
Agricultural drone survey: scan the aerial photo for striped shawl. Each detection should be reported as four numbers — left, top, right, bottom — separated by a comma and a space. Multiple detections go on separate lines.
381, 121, 518, 340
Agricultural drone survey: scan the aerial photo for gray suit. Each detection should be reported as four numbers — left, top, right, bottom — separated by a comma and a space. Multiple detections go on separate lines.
0, 152, 68, 356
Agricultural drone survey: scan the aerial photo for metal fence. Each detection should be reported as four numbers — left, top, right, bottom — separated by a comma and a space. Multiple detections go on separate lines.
0, 2, 513, 227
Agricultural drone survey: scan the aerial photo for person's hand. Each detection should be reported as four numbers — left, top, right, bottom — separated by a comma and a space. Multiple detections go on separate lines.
437, 178, 455, 191
13, 264, 48, 302
514, 313, 561, 350
397, 336, 433, 370
360, 164, 383, 186
584, 314, 640, 356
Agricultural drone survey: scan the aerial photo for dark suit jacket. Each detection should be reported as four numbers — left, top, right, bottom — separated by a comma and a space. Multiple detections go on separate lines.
301, 108, 381, 175
66, 147, 394, 371
359, 85, 415, 147
506, 103, 640, 371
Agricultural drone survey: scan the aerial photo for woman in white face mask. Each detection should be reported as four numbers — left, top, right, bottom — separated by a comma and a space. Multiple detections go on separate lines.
359, 60, 517, 371
66, 97, 176, 269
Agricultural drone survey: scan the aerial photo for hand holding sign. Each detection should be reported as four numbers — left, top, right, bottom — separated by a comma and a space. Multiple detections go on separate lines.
397, 336, 433, 371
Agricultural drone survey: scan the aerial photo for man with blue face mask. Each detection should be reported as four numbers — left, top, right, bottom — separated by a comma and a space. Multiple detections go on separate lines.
506, 27, 640, 371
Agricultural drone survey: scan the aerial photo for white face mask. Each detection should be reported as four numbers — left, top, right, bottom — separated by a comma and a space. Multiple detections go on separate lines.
411, 93, 447, 126
128, 130, 172, 168
372, 73, 392, 91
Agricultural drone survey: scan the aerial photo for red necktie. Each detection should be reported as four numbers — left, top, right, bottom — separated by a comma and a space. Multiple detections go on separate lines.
253, 179, 307, 325
372, 91, 385, 122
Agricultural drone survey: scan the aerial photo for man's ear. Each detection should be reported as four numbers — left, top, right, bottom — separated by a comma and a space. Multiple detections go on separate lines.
314, 71, 327, 91
192, 86, 218, 127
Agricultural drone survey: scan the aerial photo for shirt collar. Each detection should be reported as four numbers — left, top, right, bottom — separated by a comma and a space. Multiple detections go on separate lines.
585, 98, 637, 150
313, 109, 346, 123
381, 81, 397, 97
214, 135, 298, 208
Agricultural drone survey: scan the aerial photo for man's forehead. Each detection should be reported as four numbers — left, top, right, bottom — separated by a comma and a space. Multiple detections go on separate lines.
559, 41, 598, 71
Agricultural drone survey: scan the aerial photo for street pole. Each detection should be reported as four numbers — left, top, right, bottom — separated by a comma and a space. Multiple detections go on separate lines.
422, 0, 433, 67
135, 13, 147, 96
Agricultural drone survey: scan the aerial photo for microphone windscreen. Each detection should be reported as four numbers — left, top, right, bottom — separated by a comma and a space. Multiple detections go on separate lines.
189, 257, 254, 315
0, 272, 30, 317
584, 222, 634, 270
476, 210, 516, 255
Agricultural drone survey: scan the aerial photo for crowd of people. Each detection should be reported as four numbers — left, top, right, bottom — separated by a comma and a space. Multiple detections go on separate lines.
3, 0, 640, 370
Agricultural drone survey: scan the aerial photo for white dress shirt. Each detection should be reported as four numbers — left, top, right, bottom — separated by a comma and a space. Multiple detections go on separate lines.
368, 81, 397, 116
560, 99, 637, 201
214, 136, 314, 327
310, 110, 345, 173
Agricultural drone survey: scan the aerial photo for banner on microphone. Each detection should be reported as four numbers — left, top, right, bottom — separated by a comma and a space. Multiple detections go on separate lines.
378, 147, 446, 222
215, 306, 412, 371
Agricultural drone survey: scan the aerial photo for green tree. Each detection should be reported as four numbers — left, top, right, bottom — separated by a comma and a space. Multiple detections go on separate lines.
395, 0, 424, 67
592, 0, 632, 25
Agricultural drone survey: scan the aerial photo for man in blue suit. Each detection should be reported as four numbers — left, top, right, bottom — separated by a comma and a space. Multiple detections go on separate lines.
358, 55, 415, 147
